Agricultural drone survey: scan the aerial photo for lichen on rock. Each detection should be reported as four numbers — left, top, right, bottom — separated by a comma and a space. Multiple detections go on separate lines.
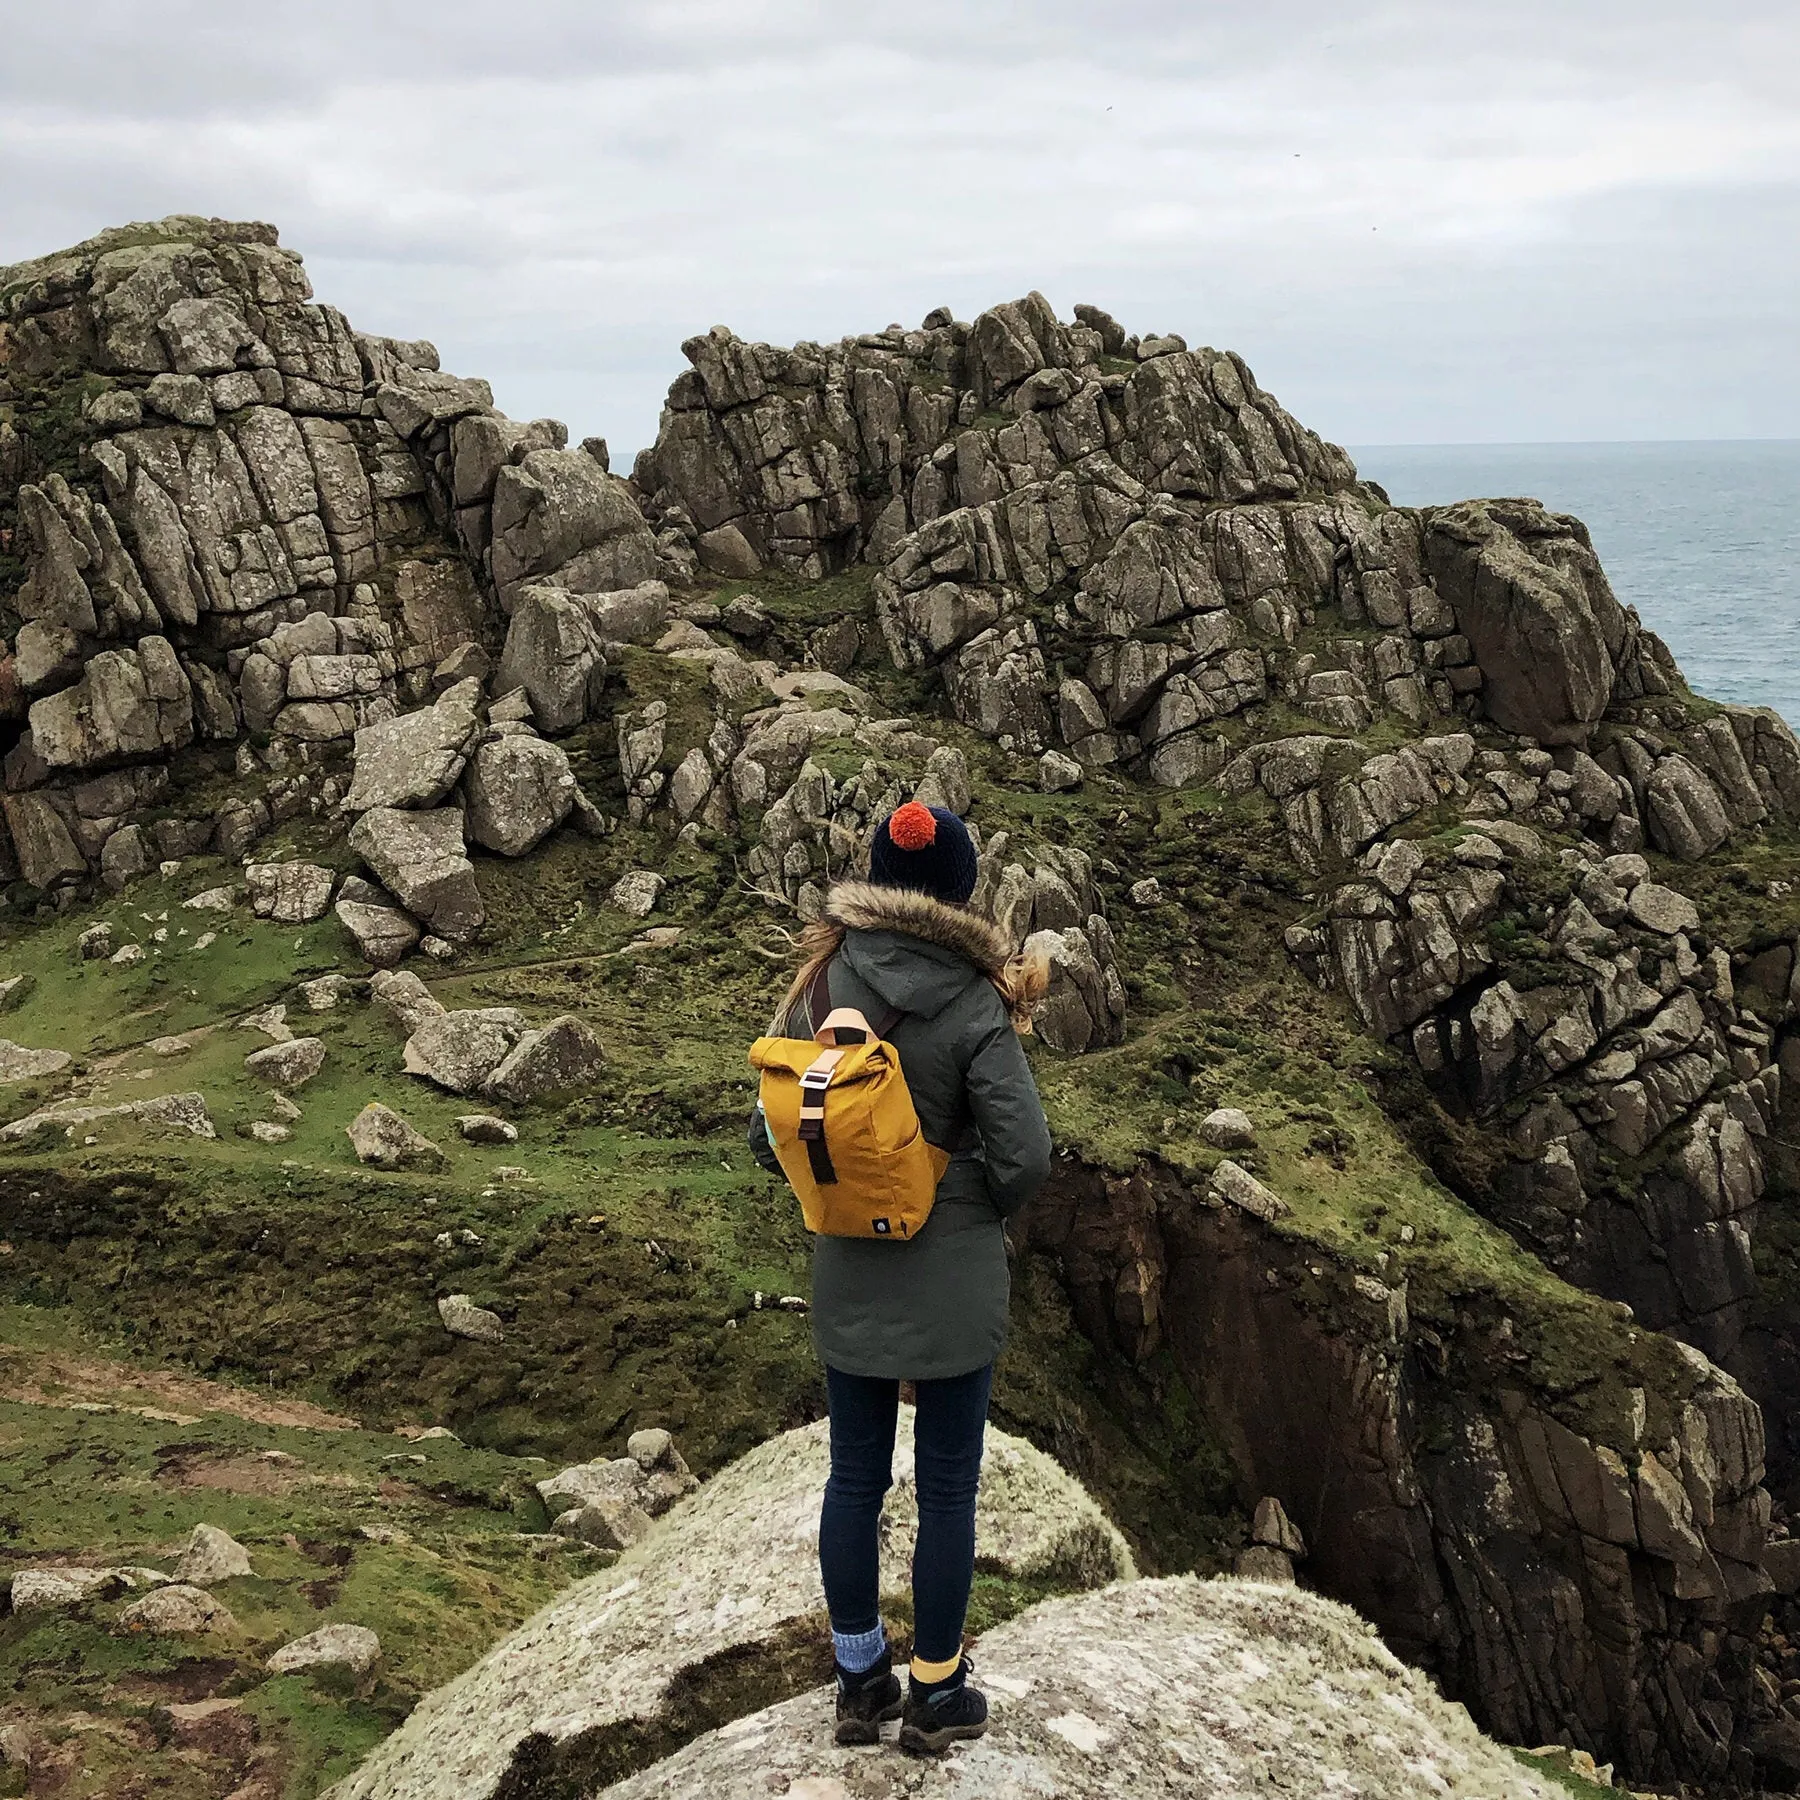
325, 1413, 1132, 1800
603, 1577, 1570, 1800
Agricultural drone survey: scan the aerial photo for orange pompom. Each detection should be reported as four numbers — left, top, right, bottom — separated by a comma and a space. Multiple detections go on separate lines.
887, 801, 938, 851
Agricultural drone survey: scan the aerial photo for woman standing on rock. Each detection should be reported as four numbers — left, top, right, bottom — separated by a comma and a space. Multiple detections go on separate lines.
748, 800, 1052, 1755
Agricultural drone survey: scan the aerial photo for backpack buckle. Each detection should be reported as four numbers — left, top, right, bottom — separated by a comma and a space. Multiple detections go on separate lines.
798, 1050, 844, 1179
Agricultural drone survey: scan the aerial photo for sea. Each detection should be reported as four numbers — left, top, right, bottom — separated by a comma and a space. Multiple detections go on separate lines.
1348, 442, 1800, 731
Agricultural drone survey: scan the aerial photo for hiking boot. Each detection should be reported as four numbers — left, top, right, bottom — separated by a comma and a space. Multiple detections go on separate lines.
834, 1647, 903, 1745
899, 1656, 988, 1756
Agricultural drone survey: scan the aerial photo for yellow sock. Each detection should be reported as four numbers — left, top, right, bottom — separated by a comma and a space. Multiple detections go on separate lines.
910, 1651, 961, 1684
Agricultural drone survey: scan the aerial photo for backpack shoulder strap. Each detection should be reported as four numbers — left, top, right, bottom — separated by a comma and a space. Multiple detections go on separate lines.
870, 1004, 905, 1041
804, 958, 904, 1042
804, 960, 833, 1036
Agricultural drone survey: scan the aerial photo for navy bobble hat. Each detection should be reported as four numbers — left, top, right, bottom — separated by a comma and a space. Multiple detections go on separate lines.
868, 801, 979, 905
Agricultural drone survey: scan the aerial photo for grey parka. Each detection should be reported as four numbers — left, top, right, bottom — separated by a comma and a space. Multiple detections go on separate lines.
748, 880, 1053, 1381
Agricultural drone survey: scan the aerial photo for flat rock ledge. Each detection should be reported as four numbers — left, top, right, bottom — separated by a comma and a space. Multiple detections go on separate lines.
323, 1413, 1132, 1800
601, 1577, 1570, 1800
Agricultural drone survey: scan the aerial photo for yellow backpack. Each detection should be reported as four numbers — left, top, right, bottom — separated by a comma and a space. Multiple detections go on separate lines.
748, 964, 950, 1240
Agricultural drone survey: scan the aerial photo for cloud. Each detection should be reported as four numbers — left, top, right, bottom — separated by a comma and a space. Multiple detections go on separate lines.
3, 0, 1796, 453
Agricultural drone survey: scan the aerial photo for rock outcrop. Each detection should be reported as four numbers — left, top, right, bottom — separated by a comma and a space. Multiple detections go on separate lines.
117, 1583, 235, 1635
0, 1091, 215, 1142
325, 1412, 1132, 1800
244, 858, 335, 922
0, 215, 650, 894
9, 1565, 159, 1610
323, 1417, 1576, 1800
1424, 501, 1635, 745
461, 733, 578, 855
633, 296, 1361, 581
604, 1577, 1569, 1800
1288, 821, 1777, 1360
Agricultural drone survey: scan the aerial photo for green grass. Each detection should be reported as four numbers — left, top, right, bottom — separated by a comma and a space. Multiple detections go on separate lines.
0, 1386, 547, 1557
245, 1679, 396, 1800
706, 563, 879, 631
0, 1316, 597, 1800
1509, 1746, 1622, 1795
0, 832, 831, 1474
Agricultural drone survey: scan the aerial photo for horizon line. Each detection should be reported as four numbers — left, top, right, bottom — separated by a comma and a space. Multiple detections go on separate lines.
1349, 437, 1800, 449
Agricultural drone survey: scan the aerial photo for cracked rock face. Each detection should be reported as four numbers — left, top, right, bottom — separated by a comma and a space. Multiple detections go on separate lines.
624, 299, 1770, 879
488, 447, 658, 606
975, 839, 1125, 1054
1422, 499, 1630, 747
1294, 818, 1777, 1361
1023, 1165, 1776, 1789
29, 636, 195, 771
0, 215, 657, 891
633, 298, 1359, 585
492, 587, 608, 733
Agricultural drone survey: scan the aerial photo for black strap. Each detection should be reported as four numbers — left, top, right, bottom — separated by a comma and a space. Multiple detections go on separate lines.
804, 1134, 837, 1185
805, 960, 833, 1034
805, 958, 904, 1043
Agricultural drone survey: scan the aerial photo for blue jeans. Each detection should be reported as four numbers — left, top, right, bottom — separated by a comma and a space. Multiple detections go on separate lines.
819, 1363, 993, 1666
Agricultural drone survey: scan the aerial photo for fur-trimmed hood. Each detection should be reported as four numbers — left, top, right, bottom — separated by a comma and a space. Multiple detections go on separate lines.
823, 880, 1013, 976
817, 880, 1046, 1033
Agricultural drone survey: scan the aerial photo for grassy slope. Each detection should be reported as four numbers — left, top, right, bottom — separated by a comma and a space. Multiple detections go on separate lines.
0, 1303, 596, 1800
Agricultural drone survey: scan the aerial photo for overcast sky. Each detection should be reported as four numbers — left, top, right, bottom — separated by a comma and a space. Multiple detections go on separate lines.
2, 1, 1796, 459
